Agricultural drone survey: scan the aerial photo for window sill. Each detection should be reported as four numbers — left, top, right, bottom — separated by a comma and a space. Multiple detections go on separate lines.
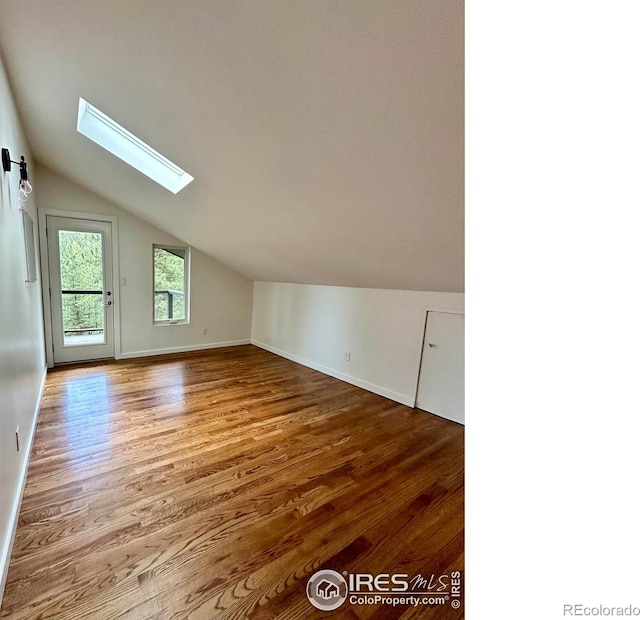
153, 320, 190, 327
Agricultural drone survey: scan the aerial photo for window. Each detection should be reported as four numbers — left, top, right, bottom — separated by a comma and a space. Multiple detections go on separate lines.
77, 98, 194, 194
153, 245, 190, 324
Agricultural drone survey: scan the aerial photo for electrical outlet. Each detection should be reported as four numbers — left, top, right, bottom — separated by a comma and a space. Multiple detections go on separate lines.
16, 426, 20, 452
344, 351, 351, 361
202, 327, 208, 336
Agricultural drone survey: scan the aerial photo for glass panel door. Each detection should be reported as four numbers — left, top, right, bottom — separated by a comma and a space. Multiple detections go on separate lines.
47, 216, 115, 364
59, 230, 106, 346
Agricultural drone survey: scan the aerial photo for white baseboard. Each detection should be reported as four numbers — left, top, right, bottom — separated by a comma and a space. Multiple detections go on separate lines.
117, 339, 251, 360
0, 364, 47, 604
251, 339, 415, 407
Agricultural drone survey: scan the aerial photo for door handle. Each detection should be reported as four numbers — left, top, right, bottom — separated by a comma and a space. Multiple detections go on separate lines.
428, 343, 437, 348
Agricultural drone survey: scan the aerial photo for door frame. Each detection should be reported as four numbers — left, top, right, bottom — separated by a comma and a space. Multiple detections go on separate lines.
38, 208, 121, 368
412, 306, 464, 407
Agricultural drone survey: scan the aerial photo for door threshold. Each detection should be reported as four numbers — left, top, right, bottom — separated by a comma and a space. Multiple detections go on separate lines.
52, 357, 116, 370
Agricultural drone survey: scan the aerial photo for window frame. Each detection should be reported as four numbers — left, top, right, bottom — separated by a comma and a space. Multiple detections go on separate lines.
77, 98, 194, 194
152, 244, 191, 326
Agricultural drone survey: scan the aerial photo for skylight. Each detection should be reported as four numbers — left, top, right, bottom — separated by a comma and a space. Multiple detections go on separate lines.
76, 98, 194, 194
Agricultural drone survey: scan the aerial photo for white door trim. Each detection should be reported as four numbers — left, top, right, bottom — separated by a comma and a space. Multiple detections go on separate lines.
48, 217, 114, 362
38, 208, 121, 367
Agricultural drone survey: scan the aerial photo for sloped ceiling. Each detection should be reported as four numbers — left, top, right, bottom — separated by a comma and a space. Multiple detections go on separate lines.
0, 0, 463, 292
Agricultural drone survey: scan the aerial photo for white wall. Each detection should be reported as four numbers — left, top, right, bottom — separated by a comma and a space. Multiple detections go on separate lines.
251, 282, 464, 406
0, 57, 47, 600
36, 165, 253, 359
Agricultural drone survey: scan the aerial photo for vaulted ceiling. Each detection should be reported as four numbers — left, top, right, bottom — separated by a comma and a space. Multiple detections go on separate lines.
0, 0, 463, 292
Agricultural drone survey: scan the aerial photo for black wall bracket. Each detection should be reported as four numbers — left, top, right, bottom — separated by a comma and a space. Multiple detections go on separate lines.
1, 147, 11, 172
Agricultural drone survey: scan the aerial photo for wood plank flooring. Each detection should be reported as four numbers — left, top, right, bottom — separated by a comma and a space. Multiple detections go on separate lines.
1, 345, 464, 619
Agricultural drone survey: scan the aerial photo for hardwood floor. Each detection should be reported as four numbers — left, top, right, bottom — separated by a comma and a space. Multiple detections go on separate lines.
1, 345, 464, 619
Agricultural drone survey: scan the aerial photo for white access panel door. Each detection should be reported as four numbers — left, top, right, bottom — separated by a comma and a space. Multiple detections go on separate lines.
416, 312, 464, 424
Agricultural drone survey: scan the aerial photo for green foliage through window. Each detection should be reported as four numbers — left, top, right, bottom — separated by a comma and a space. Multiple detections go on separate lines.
57, 234, 190, 332
58, 230, 105, 336
154, 247, 188, 322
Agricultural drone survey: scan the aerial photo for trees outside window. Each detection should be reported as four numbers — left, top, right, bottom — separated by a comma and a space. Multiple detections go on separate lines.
153, 246, 190, 323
